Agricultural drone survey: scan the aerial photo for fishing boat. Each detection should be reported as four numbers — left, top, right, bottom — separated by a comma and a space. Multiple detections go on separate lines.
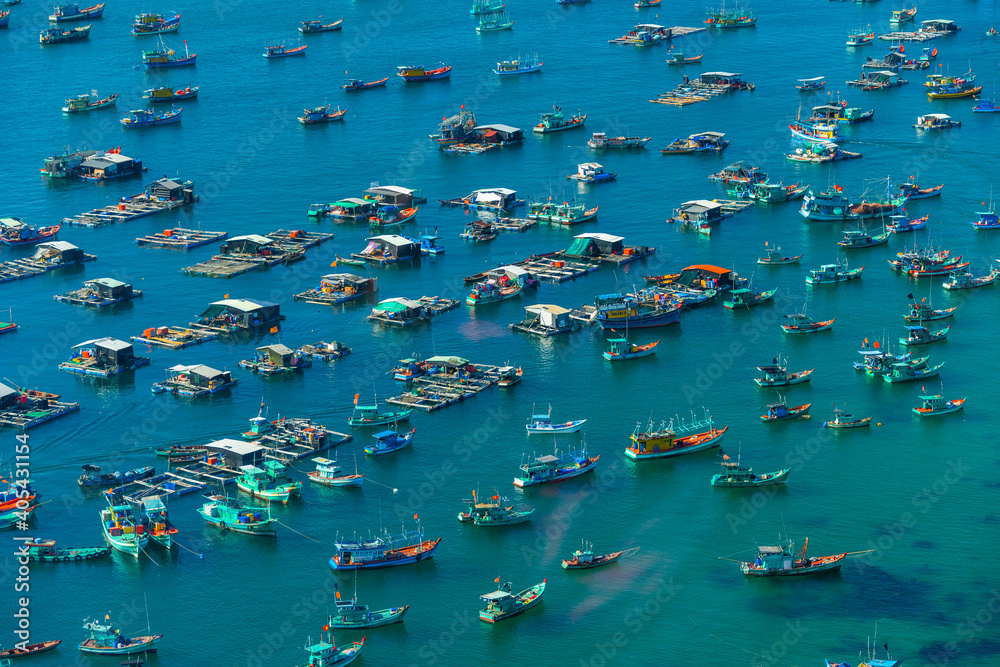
664, 49, 703, 65
458, 490, 534, 525
22, 539, 111, 562
342, 77, 388, 90
494, 54, 542, 75
120, 107, 182, 128
527, 201, 598, 225
328, 583, 407, 629
789, 121, 842, 143
476, 10, 514, 31
514, 446, 599, 487
308, 455, 364, 487
39, 146, 99, 178
739, 538, 846, 576
796, 76, 826, 91
757, 243, 802, 265
635, 0, 661, 6
568, 162, 616, 183
905, 299, 957, 322
49, 2, 103, 22
705, 6, 757, 28
914, 113, 960, 130
886, 214, 929, 233
142, 85, 198, 102
588, 132, 651, 149
299, 104, 346, 124
892, 6, 917, 23
0, 219, 60, 246
329, 522, 441, 569
708, 160, 766, 184
197, 494, 276, 536
525, 406, 586, 434
711, 456, 791, 487
264, 42, 307, 58
39, 24, 91, 43
907, 258, 968, 277
972, 98, 999, 113
723, 287, 777, 309
497, 365, 523, 387
824, 407, 872, 428
608, 23, 670, 46
299, 18, 343, 33
846, 29, 875, 46
897, 181, 942, 200
661, 132, 728, 154
297, 636, 364, 667
1, 479, 39, 512
99, 496, 149, 558
942, 270, 996, 290
0, 640, 62, 658
80, 465, 154, 487
883, 360, 944, 383
365, 427, 416, 455
0, 507, 32, 528
132, 12, 180, 35
479, 580, 545, 623
603, 337, 658, 360
236, 465, 299, 503
467, 276, 522, 306
142, 39, 197, 67
62, 90, 118, 113
785, 141, 861, 164
754, 358, 814, 387
436, 108, 478, 146
592, 293, 681, 329
334, 254, 367, 266
625, 410, 727, 460
781, 313, 835, 334
899, 325, 949, 347
562, 542, 637, 570
760, 398, 811, 422
926, 78, 982, 100
971, 209, 1000, 231
533, 107, 586, 133
806, 261, 864, 285
396, 63, 452, 81
847, 70, 908, 90
839, 228, 890, 248
744, 181, 809, 202
470, 0, 505, 13
137, 496, 177, 549
912, 394, 965, 416
349, 398, 412, 427
370, 205, 418, 231
78, 617, 161, 655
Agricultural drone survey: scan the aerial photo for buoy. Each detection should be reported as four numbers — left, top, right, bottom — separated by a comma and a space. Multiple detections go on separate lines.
199, 554, 204, 559
877, 423, 882, 426
393, 488, 399, 494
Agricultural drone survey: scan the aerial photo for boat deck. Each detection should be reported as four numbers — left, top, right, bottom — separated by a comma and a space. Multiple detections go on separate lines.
136, 228, 228, 249
716, 200, 756, 215
490, 218, 536, 232
0, 254, 97, 283
157, 378, 235, 396
509, 321, 578, 337
63, 196, 191, 228
560, 246, 656, 266
385, 363, 506, 412
518, 256, 601, 282
368, 296, 461, 325
53, 288, 143, 307
0, 400, 80, 429
130, 326, 219, 349
119, 471, 210, 502
442, 143, 500, 155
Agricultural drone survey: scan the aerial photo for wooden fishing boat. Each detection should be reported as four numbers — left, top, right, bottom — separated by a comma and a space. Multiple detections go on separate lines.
0, 479, 38, 512
824, 408, 872, 428
525, 406, 585, 434
796, 76, 826, 91
0, 506, 33, 528
154, 445, 207, 458
907, 260, 969, 277
603, 337, 658, 360
757, 243, 802, 265
942, 270, 996, 290
883, 361, 944, 383
914, 113, 961, 129
886, 214, 929, 233
458, 490, 534, 526
308, 456, 364, 487
299, 18, 343, 33
197, 494, 276, 536
100, 497, 149, 558
588, 132, 651, 149
899, 325, 949, 346
476, 10, 513, 31
593, 292, 681, 329
497, 365, 522, 387
789, 120, 842, 143
334, 254, 367, 266
839, 228, 890, 248
806, 261, 864, 284
661, 131, 727, 154
0, 639, 62, 658
78, 617, 161, 655
562, 542, 637, 570
635, 0, 660, 6
132, 12, 180, 35
0, 10, 9, 27
760, 399, 810, 422
236, 465, 299, 503
495, 54, 542, 75
568, 162, 616, 182
739, 538, 845, 576
971, 209, 1000, 231
369, 205, 417, 230
754, 359, 814, 387
39, 24, 91, 43
365, 427, 416, 455
973, 98, 999, 113
514, 445, 599, 488
328, 585, 407, 629
62, 90, 118, 113
745, 182, 809, 203
480, 580, 545, 622
891, 7, 917, 23
299, 104, 346, 124
120, 107, 182, 128
22, 539, 110, 562
329, 523, 440, 569
533, 106, 586, 133
0, 219, 60, 246
846, 30, 875, 46
664, 50, 703, 65
263, 43, 308, 58
467, 279, 522, 306
49, 2, 104, 22
898, 181, 943, 200
723, 287, 776, 309
781, 313, 835, 334
342, 77, 388, 90
912, 395, 965, 416
711, 457, 790, 487
471, 0, 505, 14
297, 636, 364, 667
137, 496, 177, 549
143, 85, 198, 102
348, 400, 411, 427
396, 63, 451, 81
625, 410, 727, 460
142, 40, 196, 67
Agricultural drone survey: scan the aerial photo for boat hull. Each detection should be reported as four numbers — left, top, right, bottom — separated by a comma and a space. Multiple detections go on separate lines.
625, 427, 728, 460
513, 456, 598, 487
711, 468, 791, 487
329, 605, 409, 628
913, 399, 965, 416
79, 636, 161, 655
329, 538, 441, 570
741, 555, 844, 576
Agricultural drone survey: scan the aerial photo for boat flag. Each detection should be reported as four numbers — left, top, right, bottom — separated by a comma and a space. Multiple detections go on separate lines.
413, 513, 418, 520
330, 261, 337, 267
270, 326, 279, 333
874, 341, 880, 348
224, 293, 229, 298
353, 393, 359, 405
105, 613, 110, 620
323, 624, 330, 631
495, 576, 500, 583
335, 591, 341, 599
864, 337, 869, 346
723, 454, 730, 460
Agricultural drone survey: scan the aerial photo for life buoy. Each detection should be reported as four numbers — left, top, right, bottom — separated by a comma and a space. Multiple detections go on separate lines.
86, 554, 93, 560
75, 555, 82, 561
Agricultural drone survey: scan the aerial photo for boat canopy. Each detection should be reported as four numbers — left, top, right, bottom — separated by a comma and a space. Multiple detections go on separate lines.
702, 71, 739, 77
424, 355, 470, 366
922, 113, 951, 120
797, 76, 825, 82
321, 273, 369, 285
525, 304, 571, 329
374, 297, 422, 312
372, 430, 397, 439
635, 23, 664, 29
205, 298, 276, 314
481, 590, 513, 601
368, 234, 411, 245
227, 234, 274, 245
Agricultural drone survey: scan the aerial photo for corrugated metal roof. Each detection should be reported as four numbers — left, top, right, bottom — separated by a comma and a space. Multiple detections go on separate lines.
38, 241, 78, 251
574, 233, 624, 242
206, 439, 264, 455
88, 277, 126, 288
526, 304, 570, 315
228, 234, 274, 245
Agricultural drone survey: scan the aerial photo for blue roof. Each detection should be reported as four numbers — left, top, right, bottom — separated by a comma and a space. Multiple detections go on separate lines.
373, 430, 396, 439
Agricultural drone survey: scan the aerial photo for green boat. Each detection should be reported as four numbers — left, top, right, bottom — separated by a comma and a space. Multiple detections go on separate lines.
197, 494, 276, 536
21, 538, 111, 562
154, 445, 207, 459
100, 498, 149, 558
235, 463, 300, 503
296, 636, 364, 667
458, 490, 534, 526
532, 107, 586, 134
479, 580, 546, 623
328, 581, 409, 628
710, 458, 791, 487
527, 201, 599, 225
348, 401, 412, 427
724, 287, 777, 309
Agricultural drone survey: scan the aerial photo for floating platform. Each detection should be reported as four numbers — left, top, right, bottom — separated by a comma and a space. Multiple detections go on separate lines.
181, 257, 276, 278
62, 197, 190, 228
442, 143, 499, 155
249, 418, 354, 460
519, 256, 601, 283
714, 200, 755, 215
0, 253, 97, 284
58, 356, 151, 378
136, 228, 228, 250
265, 229, 334, 248
120, 471, 210, 503
490, 217, 536, 232
297, 341, 352, 361
385, 363, 507, 412
53, 286, 143, 307
650, 83, 730, 107
0, 400, 80, 429
131, 326, 219, 350
368, 296, 461, 326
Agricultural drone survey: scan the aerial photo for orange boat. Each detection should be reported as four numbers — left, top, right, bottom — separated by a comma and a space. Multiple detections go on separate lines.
625, 409, 727, 460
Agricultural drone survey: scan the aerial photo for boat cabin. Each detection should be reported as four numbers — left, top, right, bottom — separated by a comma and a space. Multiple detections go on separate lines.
857, 71, 905, 88
487, 265, 534, 287
147, 177, 196, 203
709, 160, 765, 183
514, 304, 574, 335
87, 277, 136, 300
920, 19, 959, 34
254, 343, 300, 368
360, 234, 420, 261
698, 71, 749, 88
77, 152, 142, 180
61, 337, 145, 376
220, 234, 277, 256
320, 273, 375, 295
466, 188, 520, 210
564, 232, 624, 258
572, 162, 612, 180
677, 200, 724, 225
674, 264, 738, 291
369, 297, 429, 325
473, 124, 523, 145
915, 113, 958, 129
31, 241, 89, 265
330, 198, 375, 220
197, 298, 283, 329
363, 185, 421, 208
204, 438, 265, 469
751, 545, 794, 571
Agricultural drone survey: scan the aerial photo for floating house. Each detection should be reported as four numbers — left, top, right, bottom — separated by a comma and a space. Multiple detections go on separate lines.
293, 273, 377, 306
440, 188, 524, 211
146, 177, 197, 203
219, 234, 279, 257
562, 233, 654, 264
76, 152, 143, 181
353, 235, 421, 265
673, 264, 741, 291
155, 364, 237, 396
59, 338, 150, 377
204, 439, 265, 469
510, 304, 578, 336
697, 71, 752, 90
54, 277, 142, 307
368, 296, 460, 326
919, 19, 960, 35
195, 298, 284, 331
472, 124, 524, 145
0, 382, 80, 430
31, 241, 96, 267
676, 200, 725, 225
363, 185, 424, 208
311, 198, 375, 221
239, 343, 312, 374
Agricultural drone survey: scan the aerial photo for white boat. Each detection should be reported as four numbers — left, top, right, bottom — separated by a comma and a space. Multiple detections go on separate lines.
525, 405, 586, 434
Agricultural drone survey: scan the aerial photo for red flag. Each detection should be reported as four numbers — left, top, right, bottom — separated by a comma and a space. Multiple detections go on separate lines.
353, 393, 359, 405
874, 341, 880, 349
323, 624, 329, 631
495, 576, 500, 583
723, 454, 730, 460
413, 513, 419, 520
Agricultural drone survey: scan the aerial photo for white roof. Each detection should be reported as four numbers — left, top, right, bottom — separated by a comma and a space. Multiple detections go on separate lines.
702, 71, 739, 77
798, 76, 825, 82
73, 336, 126, 348
377, 297, 423, 308
498, 265, 528, 275
168, 363, 224, 376
871, 71, 897, 76
228, 234, 274, 245
475, 124, 521, 133
473, 187, 516, 196
682, 199, 723, 210
922, 113, 951, 120
206, 439, 264, 455
210, 298, 275, 311
636, 23, 664, 29
526, 304, 570, 315
370, 185, 414, 195
96, 338, 132, 351
87, 277, 126, 288
578, 162, 603, 169
368, 234, 412, 245
99, 153, 134, 163
574, 233, 624, 242
38, 241, 78, 251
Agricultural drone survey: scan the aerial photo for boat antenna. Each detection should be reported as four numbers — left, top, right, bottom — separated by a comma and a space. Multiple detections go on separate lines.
144, 591, 151, 634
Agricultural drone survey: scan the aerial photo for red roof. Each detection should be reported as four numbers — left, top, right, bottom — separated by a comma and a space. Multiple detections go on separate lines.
683, 264, 731, 274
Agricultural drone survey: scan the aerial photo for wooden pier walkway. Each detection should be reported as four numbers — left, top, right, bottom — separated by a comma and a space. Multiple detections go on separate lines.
519, 256, 601, 282
131, 326, 219, 350
182, 257, 277, 278
385, 363, 506, 412
136, 228, 228, 250
0, 400, 80, 429
54, 288, 143, 307
63, 197, 190, 228
265, 230, 334, 248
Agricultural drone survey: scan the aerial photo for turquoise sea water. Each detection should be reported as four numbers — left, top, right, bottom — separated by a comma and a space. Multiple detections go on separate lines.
2, 1, 1000, 665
